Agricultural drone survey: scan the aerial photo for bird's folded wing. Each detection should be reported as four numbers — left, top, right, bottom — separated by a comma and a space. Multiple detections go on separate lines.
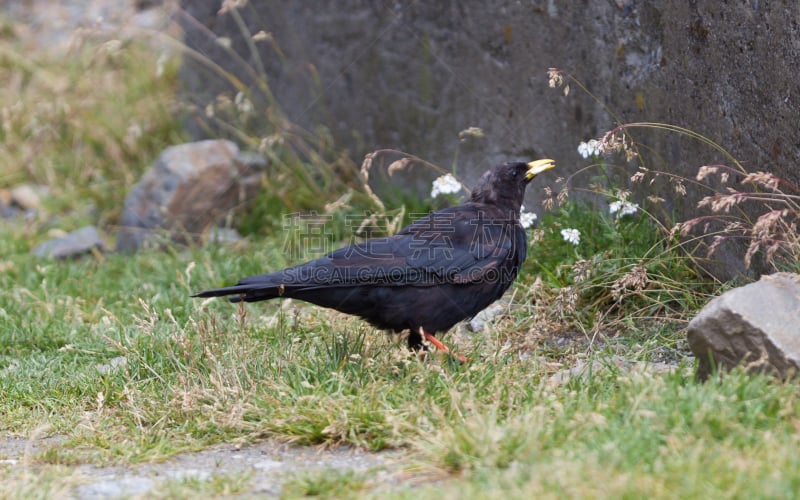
293, 206, 523, 288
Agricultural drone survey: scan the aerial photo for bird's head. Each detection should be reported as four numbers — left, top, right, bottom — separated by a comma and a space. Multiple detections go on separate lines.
470, 159, 556, 213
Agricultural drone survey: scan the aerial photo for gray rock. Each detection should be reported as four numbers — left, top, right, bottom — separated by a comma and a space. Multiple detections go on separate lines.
687, 273, 800, 380
33, 226, 106, 259
466, 302, 507, 332
115, 140, 266, 252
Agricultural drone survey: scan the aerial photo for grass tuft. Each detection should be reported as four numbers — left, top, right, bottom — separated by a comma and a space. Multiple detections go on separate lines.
1, 12, 799, 499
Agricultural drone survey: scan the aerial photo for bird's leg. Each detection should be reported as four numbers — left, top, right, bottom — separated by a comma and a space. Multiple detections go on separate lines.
420, 327, 466, 363
406, 328, 424, 350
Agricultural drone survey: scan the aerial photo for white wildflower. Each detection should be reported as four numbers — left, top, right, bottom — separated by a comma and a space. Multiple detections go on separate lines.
561, 228, 581, 245
609, 200, 639, 219
458, 126, 485, 142
547, 68, 563, 88
519, 205, 538, 229
431, 174, 463, 198
234, 91, 253, 114
577, 139, 603, 159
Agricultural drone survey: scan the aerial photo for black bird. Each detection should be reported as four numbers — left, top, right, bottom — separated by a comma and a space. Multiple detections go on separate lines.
194, 159, 556, 359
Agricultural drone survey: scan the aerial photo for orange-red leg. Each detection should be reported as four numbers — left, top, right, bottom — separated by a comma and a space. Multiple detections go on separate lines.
420, 327, 466, 362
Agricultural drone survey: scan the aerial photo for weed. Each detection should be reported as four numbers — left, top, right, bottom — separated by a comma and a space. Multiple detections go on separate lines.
0, 22, 183, 222
282, 469, 370, 498
156, 470, 253, 497
549, 68, 800, 276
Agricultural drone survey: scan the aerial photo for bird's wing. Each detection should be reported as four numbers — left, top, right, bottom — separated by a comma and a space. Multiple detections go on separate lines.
235, 205, 525, 291
293, 205, 525, 287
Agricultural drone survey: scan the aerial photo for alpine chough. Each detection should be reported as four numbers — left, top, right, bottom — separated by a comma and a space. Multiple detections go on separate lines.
194, 159, 556, 359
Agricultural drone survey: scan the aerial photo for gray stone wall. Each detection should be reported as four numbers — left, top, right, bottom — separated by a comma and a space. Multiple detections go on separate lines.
178, 0, 799, 213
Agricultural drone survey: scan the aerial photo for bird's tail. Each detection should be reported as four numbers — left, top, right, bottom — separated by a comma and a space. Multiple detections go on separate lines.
192, 281, 285, 303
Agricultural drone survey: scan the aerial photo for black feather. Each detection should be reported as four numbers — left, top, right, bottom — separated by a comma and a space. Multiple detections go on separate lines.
193, 161, 551, 350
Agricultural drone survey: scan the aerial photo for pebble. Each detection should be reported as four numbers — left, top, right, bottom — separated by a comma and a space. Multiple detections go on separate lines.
10, 184, 43, 211
32, 226, 106, 259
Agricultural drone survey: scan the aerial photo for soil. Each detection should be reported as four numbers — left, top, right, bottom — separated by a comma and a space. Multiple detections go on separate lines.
0, 435, 408, 497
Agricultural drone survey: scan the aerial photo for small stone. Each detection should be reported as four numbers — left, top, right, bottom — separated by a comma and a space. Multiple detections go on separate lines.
687, 272, 800, 380
10, 184, 43, 210
466, 302, 507, 332
33, 226, 106, 259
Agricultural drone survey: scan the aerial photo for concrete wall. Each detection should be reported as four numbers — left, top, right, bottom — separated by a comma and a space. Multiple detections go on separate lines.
178, 1, 800, 239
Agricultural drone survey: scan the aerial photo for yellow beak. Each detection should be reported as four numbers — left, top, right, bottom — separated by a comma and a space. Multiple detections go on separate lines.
526, 159, 556, 180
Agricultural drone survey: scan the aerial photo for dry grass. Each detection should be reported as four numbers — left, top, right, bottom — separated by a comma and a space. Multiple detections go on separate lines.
0, 18, 183, 223
1, 12, 799, 498
548, 67, 800, 279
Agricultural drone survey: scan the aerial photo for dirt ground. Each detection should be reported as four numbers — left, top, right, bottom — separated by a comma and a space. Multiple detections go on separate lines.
0, 435, 408, 497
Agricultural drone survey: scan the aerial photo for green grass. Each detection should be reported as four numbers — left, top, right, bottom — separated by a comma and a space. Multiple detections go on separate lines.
2, 14, 799, 500
155, 471, 253, 497
3, 216, 800, 497
282, 469, 371, 498
524, 198, 717, 328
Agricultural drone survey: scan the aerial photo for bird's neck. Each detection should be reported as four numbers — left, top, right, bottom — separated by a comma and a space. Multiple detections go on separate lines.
467, 200, 521, 223
470, 192, 522, 218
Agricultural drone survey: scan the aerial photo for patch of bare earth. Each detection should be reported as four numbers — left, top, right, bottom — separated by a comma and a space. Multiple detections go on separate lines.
0, 435, 408, 497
